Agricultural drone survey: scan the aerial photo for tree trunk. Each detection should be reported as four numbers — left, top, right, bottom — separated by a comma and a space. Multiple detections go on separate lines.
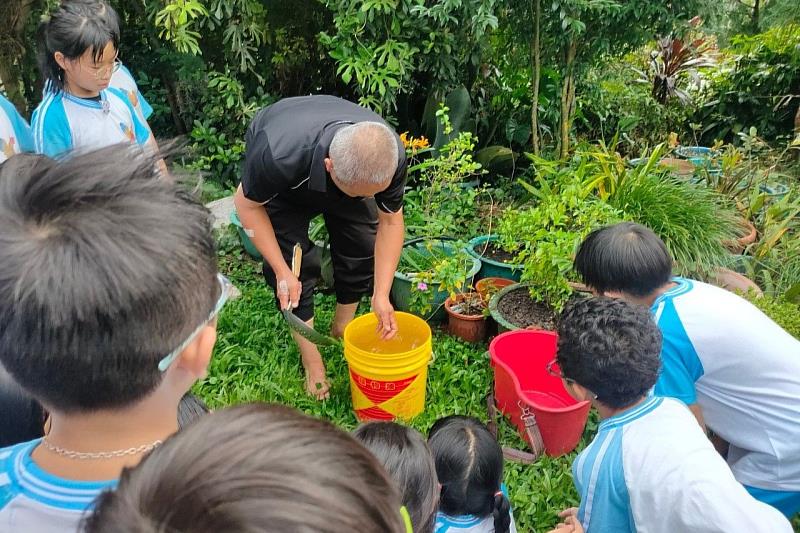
559, 40, 577, 159
751, 0, 760, 32
794, 102, 800, 162
0, 0, 40, 115
529, 0, 541, 155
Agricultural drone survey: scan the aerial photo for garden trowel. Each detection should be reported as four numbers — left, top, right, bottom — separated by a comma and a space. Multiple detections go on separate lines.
281, 243, 341, 347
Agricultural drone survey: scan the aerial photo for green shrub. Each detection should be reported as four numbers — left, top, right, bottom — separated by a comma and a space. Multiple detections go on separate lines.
745, 294, 800, 339
498, 164, 621, 311
608, 173, 741, 277
692, 24, 800, 143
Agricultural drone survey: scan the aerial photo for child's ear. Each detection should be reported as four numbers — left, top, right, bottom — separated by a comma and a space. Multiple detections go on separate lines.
176, 324, 218, 380
565, 381, 594, 403
54, 52, 69, 71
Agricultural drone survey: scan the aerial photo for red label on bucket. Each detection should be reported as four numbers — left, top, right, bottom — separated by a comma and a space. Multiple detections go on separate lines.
350, 370, 417, 404
355, 406, 395, 421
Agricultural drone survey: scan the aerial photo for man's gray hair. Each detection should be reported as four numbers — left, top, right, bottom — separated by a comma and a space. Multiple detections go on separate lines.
329, 121, 399, 186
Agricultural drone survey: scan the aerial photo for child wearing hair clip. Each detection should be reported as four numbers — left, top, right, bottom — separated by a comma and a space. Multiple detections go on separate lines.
429, 415, 518, 533
32, 0, 159, 162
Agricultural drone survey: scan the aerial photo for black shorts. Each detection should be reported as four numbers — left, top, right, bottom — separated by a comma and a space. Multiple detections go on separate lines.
262, 188, 378, 321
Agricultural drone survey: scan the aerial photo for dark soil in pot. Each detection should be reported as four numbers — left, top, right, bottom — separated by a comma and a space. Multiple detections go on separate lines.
475, 242, 517, 264
497, 287, 557, 331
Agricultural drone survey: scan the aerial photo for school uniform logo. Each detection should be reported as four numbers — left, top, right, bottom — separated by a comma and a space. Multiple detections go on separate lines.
119, 122, 135, 142
127, 90, 139, 109
0, 136, 16, 158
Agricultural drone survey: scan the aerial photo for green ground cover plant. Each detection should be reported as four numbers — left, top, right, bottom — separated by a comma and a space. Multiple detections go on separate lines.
200, 248, 595, 533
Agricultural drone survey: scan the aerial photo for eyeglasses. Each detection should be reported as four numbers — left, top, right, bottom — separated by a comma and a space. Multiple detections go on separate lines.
546, 358, 572, 383
546, 358, 599, 400
157, 274, 233, 372
75, 57, 121, 80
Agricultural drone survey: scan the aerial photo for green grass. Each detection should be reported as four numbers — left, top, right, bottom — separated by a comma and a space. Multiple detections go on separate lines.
197, 250, 586, 532
200, 249, 799, 532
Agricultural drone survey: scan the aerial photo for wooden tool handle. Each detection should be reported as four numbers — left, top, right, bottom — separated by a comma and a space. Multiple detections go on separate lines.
291, 244, 302, 277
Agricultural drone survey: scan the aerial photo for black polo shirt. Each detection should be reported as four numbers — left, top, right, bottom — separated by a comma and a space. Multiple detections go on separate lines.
241, 95, 407, 213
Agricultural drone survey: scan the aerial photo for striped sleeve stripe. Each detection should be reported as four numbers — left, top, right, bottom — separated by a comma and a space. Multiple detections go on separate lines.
582, 427, 617, 528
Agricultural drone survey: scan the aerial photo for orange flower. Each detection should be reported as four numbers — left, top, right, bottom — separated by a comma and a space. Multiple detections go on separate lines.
400, 131, 430, 152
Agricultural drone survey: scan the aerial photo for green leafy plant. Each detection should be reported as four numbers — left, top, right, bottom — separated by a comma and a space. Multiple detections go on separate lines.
497, 165, 621, 311
745, 293, 800, 340
398, 240, 475, 317
578, 142, 743, 276
404, 106, 488, 239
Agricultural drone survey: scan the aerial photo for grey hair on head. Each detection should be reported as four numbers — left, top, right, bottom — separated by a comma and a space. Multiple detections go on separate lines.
329, 121, 399, 186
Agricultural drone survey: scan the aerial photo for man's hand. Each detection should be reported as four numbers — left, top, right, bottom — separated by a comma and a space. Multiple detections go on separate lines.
371, 294, 398, 340
277, 270, 302, 311
547, 508, 583, 533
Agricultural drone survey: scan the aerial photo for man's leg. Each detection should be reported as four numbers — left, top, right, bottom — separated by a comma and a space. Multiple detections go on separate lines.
290, 319, 330, 400
323, 198, 378, 337
261, 199, 329, 399
331, 302, 359, 338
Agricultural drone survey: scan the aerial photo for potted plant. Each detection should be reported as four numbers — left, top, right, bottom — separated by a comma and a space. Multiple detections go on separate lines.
488, 164, 620, 332
444, 291, 487, 343
475, 277, 516, 303
466, 235, 523, 281
392, 238, 481, 323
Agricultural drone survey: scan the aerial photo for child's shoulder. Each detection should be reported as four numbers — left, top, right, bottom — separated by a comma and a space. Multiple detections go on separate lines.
0, 439, 39, 506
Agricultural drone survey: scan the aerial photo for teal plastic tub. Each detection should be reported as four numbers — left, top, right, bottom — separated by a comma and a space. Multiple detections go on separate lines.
392, 239, 481, 323
230, 211, 263, 260
466, 235, 522, 282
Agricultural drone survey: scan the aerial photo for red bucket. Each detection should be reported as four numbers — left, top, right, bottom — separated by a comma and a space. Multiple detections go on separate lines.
489, 330, 590, 456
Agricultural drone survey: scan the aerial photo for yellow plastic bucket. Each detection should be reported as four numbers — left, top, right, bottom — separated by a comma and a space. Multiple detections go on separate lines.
343, 312, 433, 421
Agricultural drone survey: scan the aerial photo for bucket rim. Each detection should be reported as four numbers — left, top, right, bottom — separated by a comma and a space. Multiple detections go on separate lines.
343, 311, 432, 350
489, 330, 591, 414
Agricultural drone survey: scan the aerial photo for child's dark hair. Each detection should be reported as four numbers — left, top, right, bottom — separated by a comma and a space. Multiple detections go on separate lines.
557, 296, 662, 409
177, 393, 209, 429
0, 145, 218, 413
428, 415, 511, 533
84, 403, 408, 533
353, 422, 439, 533
0, 367, 46, 447
574, 222, 672, 297
38, 0, 120, 91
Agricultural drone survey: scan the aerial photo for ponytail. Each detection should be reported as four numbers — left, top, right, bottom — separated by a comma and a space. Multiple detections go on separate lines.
492, 491, 511, 533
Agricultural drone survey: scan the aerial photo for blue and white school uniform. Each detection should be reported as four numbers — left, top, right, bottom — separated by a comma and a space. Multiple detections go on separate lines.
0, 439, 116, 533
573, 396, 791, 533
652, 277, 800, 516
31, 87, 150, 159
110, 64, 154, 125
435, 484, 518, 533
0, 94, 34, 163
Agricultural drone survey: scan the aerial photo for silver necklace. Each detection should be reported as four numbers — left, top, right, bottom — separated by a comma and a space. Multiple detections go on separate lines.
40, 438, 163, 460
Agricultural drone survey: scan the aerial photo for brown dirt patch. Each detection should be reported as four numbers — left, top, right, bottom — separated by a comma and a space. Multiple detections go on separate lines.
497, 287, 557, 331
474, 242, 517, 264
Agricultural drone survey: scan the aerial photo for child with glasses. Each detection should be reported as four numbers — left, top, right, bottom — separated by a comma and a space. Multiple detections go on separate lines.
0, 144, 224, 533
547, 297, 791, 533
84, 403, 413, 533
31, 1, 158, 160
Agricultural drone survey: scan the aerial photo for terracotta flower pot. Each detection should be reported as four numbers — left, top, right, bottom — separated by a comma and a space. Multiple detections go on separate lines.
475, 277, 516, 303
445, 293, 487, 343
712, 267, 763, 297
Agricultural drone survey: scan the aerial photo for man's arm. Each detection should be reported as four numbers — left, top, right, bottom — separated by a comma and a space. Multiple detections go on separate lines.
372, 208, 404, 339
233, 184, 298, 310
